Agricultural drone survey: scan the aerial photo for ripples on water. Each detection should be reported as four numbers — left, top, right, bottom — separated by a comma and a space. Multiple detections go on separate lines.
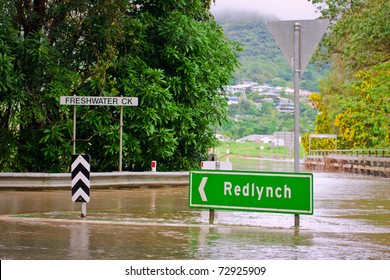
0, 158, 389, 259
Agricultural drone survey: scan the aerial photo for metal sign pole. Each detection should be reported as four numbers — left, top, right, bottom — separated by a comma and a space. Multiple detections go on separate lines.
119, 101, 123, 172
209, 160, 219, 224
71, 104, 88, 217
71, 98, 86, 216
61, 95, 139, 217
72, 97, 76, 155
293, 22, 301, 228
267, 19, 330, 228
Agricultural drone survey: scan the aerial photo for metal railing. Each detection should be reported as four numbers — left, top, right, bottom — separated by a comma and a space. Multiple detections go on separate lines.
0, 172, 189, 190
308, 149, 390, 158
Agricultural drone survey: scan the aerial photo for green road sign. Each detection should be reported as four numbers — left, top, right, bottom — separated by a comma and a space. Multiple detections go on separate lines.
189, 170, 313, 215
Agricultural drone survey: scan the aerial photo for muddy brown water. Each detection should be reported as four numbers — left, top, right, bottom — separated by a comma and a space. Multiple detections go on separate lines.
0, 160, 389, 259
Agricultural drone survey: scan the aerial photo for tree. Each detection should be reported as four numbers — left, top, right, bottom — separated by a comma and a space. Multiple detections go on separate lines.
0, 0, 239, 172
334, 63, 390, 148
311, 0, 389, 71
306, 0, 390, 150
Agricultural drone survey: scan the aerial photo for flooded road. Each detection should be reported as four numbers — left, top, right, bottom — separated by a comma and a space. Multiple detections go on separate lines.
0, 161, 389, 259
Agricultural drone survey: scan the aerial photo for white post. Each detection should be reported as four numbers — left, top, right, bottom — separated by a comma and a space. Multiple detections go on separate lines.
226, 145, 230, 162
81, 202, 87, 217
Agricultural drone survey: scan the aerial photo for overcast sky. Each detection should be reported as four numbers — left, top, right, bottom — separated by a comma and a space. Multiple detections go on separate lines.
211, 0, 321, 20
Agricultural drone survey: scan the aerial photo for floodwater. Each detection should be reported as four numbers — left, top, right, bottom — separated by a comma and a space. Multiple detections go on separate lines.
0, 158, 389, 260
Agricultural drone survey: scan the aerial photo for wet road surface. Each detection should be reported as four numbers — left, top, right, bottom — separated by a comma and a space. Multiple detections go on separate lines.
0, 172, 389, 259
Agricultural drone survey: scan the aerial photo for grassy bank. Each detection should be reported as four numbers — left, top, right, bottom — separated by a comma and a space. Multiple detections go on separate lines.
214, 141, 305, 159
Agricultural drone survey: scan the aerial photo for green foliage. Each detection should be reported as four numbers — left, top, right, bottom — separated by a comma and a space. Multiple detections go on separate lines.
307, 0, 390, 150
334, 63, 390, 148
312, 0, 389, 70
215, 141, 291, 159
0, 0, 239, 172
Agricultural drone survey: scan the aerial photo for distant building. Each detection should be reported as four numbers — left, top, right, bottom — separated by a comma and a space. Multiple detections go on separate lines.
277, 97, 293, 105
227, 96, 239, 105
272, 138, 285, 146
276, 97, 294, 113
224, 84, 251, 95
236, 134, 273, 143
261, 92, 279, 99
261, 98, 274, 103
272, 132, 294, 153
300, 90, 312, 97
260, 136, 273, 143
276, 105, 294, 113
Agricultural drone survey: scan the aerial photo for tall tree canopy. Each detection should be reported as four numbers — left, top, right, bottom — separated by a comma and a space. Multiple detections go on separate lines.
0, 0, 239, 172
303, 0, 389, 152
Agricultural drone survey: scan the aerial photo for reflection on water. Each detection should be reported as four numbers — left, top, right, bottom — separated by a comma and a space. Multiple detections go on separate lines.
0, 159, 389, 260
230, 157, 294, 172
70, 223, 89, 259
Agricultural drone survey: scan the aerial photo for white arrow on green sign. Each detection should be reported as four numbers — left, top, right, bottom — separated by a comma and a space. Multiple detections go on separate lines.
189, 170, 313, 215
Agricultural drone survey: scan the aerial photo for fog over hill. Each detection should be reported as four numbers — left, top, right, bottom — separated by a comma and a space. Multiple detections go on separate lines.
211, 0, 320, 21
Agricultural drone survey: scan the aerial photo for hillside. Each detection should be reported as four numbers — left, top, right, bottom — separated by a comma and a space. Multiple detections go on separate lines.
214, 12, 328, 92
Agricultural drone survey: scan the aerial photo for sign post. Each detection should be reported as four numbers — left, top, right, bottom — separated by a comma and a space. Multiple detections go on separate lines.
61, 95, 138, 216
201, 160, 233, 223
60, 96, 138, 170
293, 22, 301, 227
267, 19, 329, 227
189, 170, 313, 217
72, 97, 76, 155
119, 98, 124, 171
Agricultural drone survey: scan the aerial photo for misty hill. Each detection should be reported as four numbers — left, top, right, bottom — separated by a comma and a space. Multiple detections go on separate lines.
214, 12, 328, 92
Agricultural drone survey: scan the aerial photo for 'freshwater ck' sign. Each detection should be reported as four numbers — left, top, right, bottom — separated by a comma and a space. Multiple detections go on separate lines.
189, 170, 313, 215
60, 96, 138, 106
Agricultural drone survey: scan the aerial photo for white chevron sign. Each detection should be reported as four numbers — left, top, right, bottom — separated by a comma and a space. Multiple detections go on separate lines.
72, 188, 90, 203
71, 154, 90, 203
198, 177, 208, 202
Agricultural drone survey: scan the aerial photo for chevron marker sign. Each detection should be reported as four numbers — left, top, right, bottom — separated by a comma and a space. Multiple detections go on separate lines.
71, 155, 90, 203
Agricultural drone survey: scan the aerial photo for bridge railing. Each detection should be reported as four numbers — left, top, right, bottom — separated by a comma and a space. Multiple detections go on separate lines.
308, 149, 390, 158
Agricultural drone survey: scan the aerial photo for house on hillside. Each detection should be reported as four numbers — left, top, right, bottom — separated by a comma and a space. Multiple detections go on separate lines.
227, 96, 239, 105
276, 97, 294, 113
285, 87, 294, 94
276, 105, 294, 113
277, 97, 293, 105
260, 98, 274, 103
224, 84, 252, 95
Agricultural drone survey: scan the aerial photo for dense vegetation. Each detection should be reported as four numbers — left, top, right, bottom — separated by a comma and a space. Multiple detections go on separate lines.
0, 0, 239, 172
1, 0, 387, 172
302, 0, 389, 152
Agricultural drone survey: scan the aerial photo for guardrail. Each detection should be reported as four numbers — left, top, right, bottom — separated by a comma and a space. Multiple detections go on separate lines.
305, 150, 390, 177
0, 172, 189, 190
308, 149, 390, 157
